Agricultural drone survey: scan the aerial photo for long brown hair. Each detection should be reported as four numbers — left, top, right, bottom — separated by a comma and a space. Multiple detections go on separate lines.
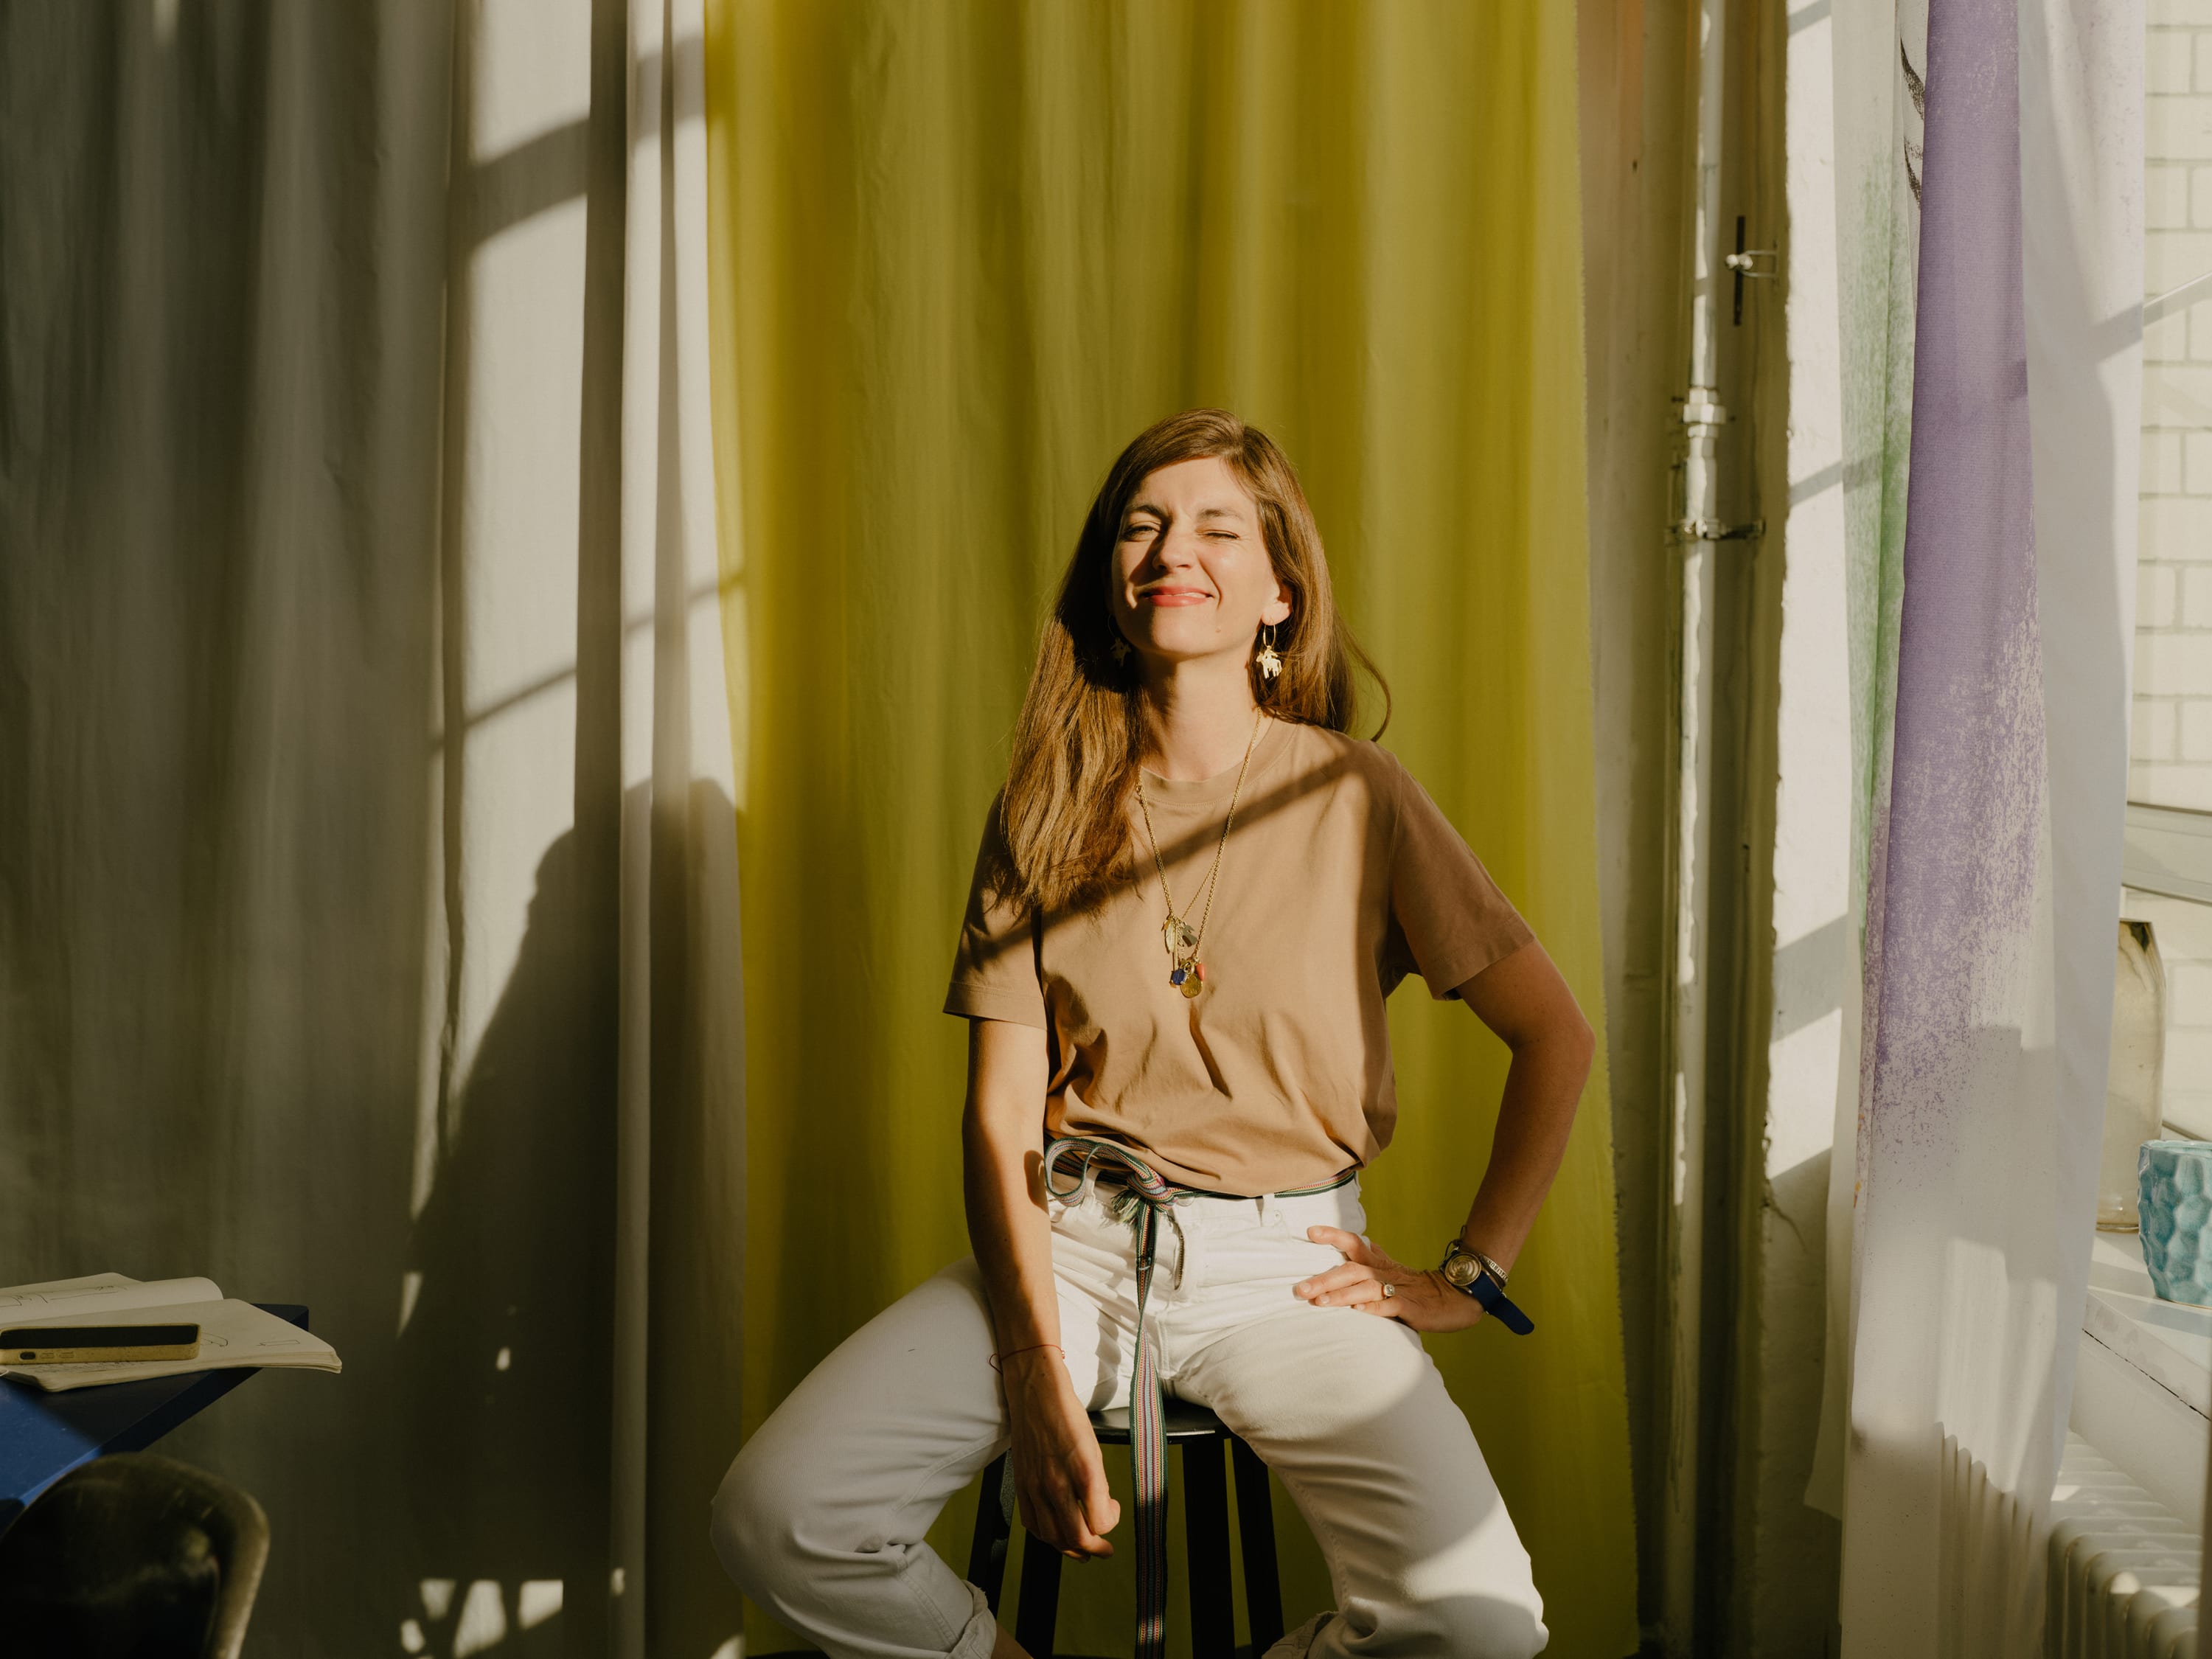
990, 408, 1389, 914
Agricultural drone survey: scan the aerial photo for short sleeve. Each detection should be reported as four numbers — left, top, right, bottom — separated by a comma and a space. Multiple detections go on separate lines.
1382, 754, 1534, 1000
942, 797, 1049, 1028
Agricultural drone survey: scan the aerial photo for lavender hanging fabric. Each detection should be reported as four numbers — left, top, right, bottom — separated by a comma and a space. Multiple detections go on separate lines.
1805, 0, 1927, 1520
1841, 0, 2060, 1649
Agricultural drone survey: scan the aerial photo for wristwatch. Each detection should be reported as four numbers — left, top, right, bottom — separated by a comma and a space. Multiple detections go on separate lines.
1438, 1241, 1535, 1335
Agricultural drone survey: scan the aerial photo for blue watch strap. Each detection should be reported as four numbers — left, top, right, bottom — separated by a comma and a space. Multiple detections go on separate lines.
1466, 1270, 1535, 1335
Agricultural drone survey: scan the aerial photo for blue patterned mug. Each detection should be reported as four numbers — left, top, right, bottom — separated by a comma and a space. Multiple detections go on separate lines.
2139, 1140, 2212, 1306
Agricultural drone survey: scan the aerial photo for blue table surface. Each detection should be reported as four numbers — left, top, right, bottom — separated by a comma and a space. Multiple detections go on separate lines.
0, 1302, 309, 1532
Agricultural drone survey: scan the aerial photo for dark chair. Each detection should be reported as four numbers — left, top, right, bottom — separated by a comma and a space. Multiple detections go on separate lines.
967, 1398, 1284, 1659
0, 1452, 269, 1659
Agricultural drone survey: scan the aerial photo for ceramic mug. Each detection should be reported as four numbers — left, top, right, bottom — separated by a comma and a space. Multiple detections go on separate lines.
2139, 1138, 2212, 1306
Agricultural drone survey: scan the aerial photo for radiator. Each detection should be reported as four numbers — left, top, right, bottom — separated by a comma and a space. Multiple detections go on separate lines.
2048, 1433, 2200, 1658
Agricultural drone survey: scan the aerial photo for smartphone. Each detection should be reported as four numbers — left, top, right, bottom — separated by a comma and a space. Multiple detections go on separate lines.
1, 1323, 203, 1363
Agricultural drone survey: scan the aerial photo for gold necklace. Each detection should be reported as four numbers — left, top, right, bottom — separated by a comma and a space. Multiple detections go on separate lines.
1134, 710, 1265, 1000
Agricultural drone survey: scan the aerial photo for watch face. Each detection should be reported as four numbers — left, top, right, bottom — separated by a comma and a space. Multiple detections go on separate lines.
1442, 1252, 1480, 1287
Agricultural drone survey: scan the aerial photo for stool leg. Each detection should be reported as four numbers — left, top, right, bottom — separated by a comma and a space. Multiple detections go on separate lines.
967, 1453, 1015, 1615
1012, 1532, 1062, 1658
1231, 1436, 1284, 1652
1182, 1437, 1236, 1658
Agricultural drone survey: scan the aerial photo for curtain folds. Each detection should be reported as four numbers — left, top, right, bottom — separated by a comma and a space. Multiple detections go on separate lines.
1818, 0, 2142, 1650
701, 4, 1638, 1655
0, 3, 746, 1654
1805, 0, 1926, 1523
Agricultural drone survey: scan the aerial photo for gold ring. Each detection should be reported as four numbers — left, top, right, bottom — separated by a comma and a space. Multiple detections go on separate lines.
1381, 1281, 1396, 1299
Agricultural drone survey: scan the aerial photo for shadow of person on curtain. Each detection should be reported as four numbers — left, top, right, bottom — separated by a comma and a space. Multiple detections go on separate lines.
396, 824, 619, 1659
390, 773, 748, 1659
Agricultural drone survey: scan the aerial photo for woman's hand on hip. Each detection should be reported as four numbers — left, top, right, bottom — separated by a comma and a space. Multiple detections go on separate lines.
1001, 1352, 1121, 1560
1293, 1226, 1486, 1334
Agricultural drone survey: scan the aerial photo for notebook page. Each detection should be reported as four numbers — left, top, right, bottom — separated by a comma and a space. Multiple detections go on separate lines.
0, 1275, 223, 1322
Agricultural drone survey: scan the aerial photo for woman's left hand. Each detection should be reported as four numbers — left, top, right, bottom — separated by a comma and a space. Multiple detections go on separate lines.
1293, 1227, 1486, 1333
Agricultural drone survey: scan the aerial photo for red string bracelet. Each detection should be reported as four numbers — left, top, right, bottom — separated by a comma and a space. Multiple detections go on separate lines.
987, 1343, 1065, 1372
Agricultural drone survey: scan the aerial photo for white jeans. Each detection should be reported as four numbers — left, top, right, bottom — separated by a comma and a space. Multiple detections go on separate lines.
711, 1177, 1547, 1658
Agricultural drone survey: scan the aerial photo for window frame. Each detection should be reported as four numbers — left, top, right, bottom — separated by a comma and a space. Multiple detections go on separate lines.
2124, 802, 2212, 905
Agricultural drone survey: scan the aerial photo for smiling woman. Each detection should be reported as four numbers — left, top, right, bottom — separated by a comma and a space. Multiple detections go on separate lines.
993, 412, 1383, 922
1118, 459, 1290, 655
712, 411, 1593, 1659
705, 3, 1635, 1652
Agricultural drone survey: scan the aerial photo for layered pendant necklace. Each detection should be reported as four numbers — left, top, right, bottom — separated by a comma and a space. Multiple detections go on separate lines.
1134, 709, 1265, 1001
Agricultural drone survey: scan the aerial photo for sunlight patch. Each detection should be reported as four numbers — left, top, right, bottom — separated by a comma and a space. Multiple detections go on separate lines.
453, 1581, 507, 1656
518, 1580, 563, 1629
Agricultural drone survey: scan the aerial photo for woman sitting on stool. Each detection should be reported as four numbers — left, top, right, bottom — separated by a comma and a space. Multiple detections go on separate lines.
712, 408, 1593, 1659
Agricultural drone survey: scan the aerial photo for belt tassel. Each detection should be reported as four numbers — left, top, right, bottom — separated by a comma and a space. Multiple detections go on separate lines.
1043, 1137, 1182, 1659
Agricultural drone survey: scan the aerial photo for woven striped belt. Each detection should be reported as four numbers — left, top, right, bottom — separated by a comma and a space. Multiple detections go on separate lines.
1040, 1137, 1357, 1659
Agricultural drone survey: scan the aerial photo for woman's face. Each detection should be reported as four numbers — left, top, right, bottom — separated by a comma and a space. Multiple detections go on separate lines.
1108, 456, 1293, 671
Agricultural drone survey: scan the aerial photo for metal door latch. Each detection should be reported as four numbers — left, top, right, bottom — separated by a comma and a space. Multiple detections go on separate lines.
1672, 516, 1766, 543
1728, 215, 1779, 324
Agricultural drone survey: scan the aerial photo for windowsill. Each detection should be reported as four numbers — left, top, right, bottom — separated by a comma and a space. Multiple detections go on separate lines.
2072, 1230, 2212, 1525
2086, 1231, 2212, 1412
2163, 1096, 2212, 1143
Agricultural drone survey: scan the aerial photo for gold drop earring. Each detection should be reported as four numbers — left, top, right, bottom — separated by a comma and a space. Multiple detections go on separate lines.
1255, 622, 1283, 682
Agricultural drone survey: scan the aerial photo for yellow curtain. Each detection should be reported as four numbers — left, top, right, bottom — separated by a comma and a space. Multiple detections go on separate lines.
703, 4, 1638, 1654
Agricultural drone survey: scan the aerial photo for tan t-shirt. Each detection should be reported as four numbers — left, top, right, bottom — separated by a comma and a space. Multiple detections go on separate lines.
943, 718, 1533, 1195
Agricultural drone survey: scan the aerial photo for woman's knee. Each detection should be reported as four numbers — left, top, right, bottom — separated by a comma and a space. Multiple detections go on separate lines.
708, 1433, 807, 1603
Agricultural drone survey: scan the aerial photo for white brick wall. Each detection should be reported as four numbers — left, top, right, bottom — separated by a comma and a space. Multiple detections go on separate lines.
2138, 11, 2212, 812
2141, 6, 2212, 1142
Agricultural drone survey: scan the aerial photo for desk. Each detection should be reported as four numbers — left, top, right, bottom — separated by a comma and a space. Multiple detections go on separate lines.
0, 1303, 308, 1533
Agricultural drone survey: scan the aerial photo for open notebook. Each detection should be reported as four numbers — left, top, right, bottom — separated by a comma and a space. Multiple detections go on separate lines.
0, 1273, 341, 1393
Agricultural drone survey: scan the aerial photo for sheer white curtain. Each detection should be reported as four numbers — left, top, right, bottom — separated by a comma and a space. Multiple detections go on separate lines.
1809, 0, 2140, 1651
0, 3, 743, 1654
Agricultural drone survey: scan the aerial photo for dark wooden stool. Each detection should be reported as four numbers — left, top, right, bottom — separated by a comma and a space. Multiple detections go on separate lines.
966, 1397, 1284, 1659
